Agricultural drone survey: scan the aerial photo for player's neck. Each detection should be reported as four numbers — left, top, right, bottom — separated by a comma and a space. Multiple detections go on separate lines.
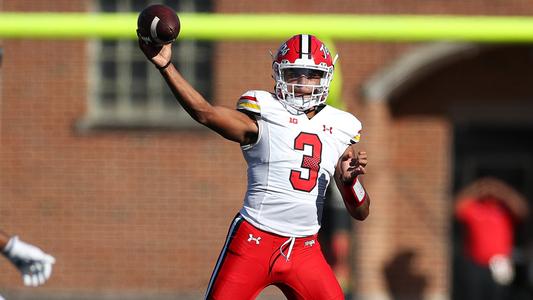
304, 105, 325, 119
305, 110, 317, 119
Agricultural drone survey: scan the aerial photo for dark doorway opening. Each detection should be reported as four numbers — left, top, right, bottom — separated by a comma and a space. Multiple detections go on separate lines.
453, 124, 533, 300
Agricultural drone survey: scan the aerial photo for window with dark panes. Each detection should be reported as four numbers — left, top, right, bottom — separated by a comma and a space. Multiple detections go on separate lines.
82, 0, 213, 129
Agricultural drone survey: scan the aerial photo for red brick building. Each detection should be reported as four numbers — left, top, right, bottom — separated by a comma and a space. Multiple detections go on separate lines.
1, 1, 533, 299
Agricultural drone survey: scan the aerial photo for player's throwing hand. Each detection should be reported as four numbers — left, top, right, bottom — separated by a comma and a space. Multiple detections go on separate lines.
136, 4, 179, 70
2, 236, 56, 287
137, 33, 172, 70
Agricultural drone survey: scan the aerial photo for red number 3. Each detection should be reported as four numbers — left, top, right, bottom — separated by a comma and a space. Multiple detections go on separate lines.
290, 132, 323, 192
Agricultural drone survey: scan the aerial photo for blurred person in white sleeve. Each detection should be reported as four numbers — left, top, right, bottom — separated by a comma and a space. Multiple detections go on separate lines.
1, 230, 55, 287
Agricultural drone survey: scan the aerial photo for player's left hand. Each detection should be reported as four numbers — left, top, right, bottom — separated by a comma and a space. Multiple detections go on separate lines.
2, 236, 56, 287
338, 146, 367, 184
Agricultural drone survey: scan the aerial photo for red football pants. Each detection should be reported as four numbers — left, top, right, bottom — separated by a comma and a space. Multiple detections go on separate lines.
205, 214, 344, 300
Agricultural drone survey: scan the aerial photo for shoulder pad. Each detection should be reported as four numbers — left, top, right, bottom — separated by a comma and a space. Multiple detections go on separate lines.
343, 114, 362, 144
236, 91, 261, 115
326, 105, 363, 144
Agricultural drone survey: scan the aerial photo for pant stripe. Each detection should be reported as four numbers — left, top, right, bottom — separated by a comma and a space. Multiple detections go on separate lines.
204, 214, 244, 299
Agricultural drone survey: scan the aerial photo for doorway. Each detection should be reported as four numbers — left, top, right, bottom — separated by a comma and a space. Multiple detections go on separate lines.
453, 124, 533, 300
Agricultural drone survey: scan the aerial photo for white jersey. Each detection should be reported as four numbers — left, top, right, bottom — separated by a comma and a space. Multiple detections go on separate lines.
236, 90, 362, 237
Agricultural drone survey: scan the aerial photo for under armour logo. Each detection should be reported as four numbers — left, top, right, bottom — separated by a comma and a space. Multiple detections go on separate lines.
248, 234, 261, 245
305, 239, 316, 247
289, 117, 298, 124
323, 125, 333, 134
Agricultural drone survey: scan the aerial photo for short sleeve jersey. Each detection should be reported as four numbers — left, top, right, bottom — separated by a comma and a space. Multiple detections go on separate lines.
236, 90, 362, 237
456, 198, 514, 265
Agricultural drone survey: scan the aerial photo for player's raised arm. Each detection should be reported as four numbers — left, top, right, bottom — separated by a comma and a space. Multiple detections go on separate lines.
138, 41, 259, 145
334, 145, 370, 220
137, 39, 258, 145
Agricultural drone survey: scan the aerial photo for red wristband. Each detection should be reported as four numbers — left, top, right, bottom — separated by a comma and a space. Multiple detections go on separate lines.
343, 176, 367, 207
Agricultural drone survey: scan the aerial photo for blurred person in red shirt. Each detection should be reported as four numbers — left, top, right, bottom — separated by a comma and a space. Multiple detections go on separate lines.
455, 177, 529, 300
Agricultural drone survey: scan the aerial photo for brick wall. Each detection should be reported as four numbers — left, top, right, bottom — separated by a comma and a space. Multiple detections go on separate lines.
2, 0, 533, 299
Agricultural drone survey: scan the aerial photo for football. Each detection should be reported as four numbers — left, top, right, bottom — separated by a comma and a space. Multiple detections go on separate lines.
137, 4, 180, 45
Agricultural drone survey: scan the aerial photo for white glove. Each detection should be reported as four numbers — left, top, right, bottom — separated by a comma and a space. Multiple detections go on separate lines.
2, 236, 56, 287
489, 254, 515, 286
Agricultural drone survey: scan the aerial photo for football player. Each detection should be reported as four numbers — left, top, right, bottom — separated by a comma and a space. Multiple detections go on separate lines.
1, 230, 55, 287
139, 34, 370, 300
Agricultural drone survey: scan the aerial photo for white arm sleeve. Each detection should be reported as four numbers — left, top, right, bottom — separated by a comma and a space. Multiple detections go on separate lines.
3, 236, 56, 287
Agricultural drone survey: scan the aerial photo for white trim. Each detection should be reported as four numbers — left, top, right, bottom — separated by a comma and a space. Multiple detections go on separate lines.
150, 16, 163, 44
301, 34, 309, 56
204, 215, 243, 299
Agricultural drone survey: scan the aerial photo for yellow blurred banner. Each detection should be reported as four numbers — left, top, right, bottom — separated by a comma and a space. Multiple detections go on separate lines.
2, 13, 533, 42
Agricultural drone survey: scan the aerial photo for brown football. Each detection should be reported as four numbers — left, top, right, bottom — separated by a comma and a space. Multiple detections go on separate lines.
137, 4, 180, 45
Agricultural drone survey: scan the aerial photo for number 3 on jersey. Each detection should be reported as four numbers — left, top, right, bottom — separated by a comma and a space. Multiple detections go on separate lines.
290, 132, 323, 192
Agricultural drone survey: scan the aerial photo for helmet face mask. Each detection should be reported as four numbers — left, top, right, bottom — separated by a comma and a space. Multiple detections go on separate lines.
281, 68, 325, 81
272, 34, 335, 114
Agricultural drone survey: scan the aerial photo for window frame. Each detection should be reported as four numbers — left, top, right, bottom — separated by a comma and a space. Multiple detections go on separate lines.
78, 0, 212, 131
